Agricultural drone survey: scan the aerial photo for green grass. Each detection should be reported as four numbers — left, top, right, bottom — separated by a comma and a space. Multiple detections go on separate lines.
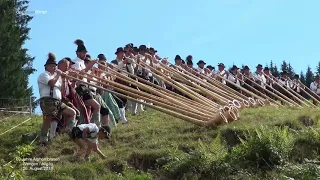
0, 106, 320, 179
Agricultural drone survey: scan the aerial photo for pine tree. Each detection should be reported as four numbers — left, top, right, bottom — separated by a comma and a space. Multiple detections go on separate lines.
287, 63, 295, 79
316, 61, 320, 75
305, 66, 314, 87
269, 60, 275, 74
280, 60, 288, 73
273, 64, 280, 77
300, 71, 306, 85
0, 0, 37, 112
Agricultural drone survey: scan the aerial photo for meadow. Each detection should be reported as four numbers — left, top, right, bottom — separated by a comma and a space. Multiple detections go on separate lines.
0, 106, 319, 180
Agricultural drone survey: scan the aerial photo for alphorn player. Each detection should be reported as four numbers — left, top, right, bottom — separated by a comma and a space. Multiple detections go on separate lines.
84, 56, 110, 127
97, 54, 127, 126
252, 64, 267, 93
205, 65, 215, 77
37, 53, 76, 146
216, 63, 228, 85
49, 59, 83, 140
227, 65, 242, 91
291, 74, 305, 97
277, 71, 295, 103
310, 75, 320, 105
110, 47, 134, 122
263, 67, 276, 99
241, 65, 254, 96
196, 60, 206, 74
72, 39, 101, 126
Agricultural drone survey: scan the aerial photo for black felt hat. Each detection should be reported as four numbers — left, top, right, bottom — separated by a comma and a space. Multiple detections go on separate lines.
264, 67, 269, 71
197, 60, 206, 65
243, 65, 250, 70
174, 55, 182, 60
206, 65, 214, 70
44, 53, 57, 66
115, 47, 125, 55
74, 39, 87, 52
256, 64, 263, 68
97, 54, 106, 60
64, 57, 75, 65
231, 65, 239, 70
218, 63, 225, 67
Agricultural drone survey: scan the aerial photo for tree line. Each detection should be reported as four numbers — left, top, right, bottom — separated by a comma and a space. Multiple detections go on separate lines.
264, 60, 317, 87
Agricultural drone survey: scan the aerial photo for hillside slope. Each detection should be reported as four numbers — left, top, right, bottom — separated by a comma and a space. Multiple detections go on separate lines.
0, 107, 320, 180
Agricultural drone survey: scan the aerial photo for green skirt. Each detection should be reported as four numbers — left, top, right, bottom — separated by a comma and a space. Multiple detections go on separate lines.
102, 92, 121, 120
93, 92, 117, 129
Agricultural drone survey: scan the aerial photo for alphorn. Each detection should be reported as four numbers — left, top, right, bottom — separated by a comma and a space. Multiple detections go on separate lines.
64, 71, 236, 126
264, 73, 312, 108
289, 77, 320, 105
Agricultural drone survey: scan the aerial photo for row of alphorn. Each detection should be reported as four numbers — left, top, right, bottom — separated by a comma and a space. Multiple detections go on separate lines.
62, 60, 320, 127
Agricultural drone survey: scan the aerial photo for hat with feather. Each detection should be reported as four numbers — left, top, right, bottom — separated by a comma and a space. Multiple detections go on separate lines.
44, 53, 57, 66
74, 39, 87, 52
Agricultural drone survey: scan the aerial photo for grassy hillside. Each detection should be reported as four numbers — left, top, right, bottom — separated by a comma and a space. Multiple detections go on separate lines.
0, 106, 320, 180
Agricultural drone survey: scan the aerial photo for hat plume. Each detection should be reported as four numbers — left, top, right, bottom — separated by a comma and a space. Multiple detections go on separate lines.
48, 52, 56, 61
74, 39, 84, 46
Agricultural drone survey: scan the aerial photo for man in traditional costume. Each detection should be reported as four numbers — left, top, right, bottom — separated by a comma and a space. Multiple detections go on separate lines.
310, 75, 320, 104
216, 63, 228, 85
227, 65, 242, 91
196, 60, 206, 74
252, 64, 267, 92
37, 53, 77, 145
72, 39, 101, 126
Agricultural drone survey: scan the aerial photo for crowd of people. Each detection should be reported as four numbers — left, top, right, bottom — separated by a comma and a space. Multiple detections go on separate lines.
37, 39, 320, 160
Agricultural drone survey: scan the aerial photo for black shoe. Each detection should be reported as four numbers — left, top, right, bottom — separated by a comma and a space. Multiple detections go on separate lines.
38, 141, 48, 147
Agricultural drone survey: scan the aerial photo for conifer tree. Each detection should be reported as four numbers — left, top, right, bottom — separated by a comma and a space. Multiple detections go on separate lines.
0, 0, 37, 112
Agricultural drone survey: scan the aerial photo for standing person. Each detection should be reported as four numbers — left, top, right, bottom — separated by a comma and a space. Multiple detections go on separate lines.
216, 63, 228, 85
96, 54, 122, 127
310, 75, 320, 105
37, 53, 76, 145
72, 39, 101, 125
228, 65, 242, 91
49, 59, 85, 140
252, 64, 267, 93
196, 60, 206, 74
241, 65, 254, 96
110, 47, 135, 123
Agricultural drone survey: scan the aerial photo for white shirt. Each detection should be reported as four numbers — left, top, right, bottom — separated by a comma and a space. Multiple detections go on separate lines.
278, 77, 293, 88
137, 54, 152, 77
310, 81, 320, 94
37, 71, 62, 100
77, 123, 99, 144
112, 59, 129, 76
218, 70, 228, 84
72, 57, 86, 71
197, 67, 205, 74
228, 73, 241, 86
252, 71, 267, 88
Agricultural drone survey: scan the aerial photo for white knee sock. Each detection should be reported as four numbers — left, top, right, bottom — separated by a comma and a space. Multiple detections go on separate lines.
131, 102, 137, 115
120, 108, 128, 123
49, 121, 58, 140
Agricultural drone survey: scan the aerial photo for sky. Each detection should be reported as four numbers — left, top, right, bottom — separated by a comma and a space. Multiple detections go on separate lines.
24, 0, 320, 113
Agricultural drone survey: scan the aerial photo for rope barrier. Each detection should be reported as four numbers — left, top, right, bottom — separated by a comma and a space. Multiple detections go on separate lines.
0, 112, 21, 122
1, 134, 38, 168
0, 110, 30, 114
0, 118, 31, 136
